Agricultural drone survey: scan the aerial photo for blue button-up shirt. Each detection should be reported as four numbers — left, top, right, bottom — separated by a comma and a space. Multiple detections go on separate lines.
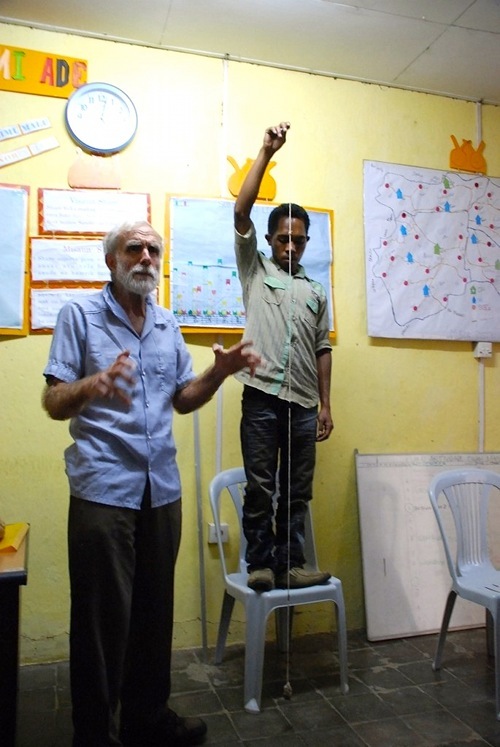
43, 284, 196, 509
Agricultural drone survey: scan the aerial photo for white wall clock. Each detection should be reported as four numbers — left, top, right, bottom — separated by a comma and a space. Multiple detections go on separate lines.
64, 82, 138, 155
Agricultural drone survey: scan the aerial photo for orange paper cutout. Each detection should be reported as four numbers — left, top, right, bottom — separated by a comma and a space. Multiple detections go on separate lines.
450, 135, 486, 174
68, 151, 122, 189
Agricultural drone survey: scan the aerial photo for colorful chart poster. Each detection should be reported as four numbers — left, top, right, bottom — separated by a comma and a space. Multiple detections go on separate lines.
168, 197, 334, 331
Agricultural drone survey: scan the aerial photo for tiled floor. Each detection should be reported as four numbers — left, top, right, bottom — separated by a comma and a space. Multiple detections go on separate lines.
16, 626, 500, 746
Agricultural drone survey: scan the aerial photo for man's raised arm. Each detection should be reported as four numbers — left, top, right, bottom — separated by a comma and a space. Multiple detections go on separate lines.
234, 121, 290, 235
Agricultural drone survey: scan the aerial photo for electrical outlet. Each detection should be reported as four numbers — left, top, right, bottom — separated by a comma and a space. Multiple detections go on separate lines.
473, 342, 492, 359
207, 522, 229, 543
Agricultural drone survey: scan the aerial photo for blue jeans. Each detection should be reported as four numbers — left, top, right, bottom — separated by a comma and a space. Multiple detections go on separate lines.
240, 386, 317, 574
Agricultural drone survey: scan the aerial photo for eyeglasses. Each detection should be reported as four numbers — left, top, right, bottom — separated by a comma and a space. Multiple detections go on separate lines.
275, 235, 308, 248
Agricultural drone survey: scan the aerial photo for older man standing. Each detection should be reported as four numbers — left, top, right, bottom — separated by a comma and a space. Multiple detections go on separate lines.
42, 221, 261, 747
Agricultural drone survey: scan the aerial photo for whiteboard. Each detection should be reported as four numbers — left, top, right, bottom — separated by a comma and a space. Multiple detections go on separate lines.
355, 451, 500, 640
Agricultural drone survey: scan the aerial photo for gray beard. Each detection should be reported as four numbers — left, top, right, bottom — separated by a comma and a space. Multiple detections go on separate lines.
114, 262, 158, 297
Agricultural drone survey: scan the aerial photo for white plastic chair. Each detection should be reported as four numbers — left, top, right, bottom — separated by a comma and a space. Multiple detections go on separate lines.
209, 466, 349, 713
429, 468, 500, 719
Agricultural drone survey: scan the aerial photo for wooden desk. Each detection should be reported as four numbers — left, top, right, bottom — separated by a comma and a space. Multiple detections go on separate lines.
0, 530, 29, 747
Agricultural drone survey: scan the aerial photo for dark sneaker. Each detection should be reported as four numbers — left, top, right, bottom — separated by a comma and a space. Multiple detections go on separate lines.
247, 567, 275, 591
120, 708, 207, 746
275, 567, 331, 589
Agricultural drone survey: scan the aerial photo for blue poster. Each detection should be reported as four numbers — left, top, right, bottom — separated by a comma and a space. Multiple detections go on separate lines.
168, 197, 334, 331
0, 186, 28, 330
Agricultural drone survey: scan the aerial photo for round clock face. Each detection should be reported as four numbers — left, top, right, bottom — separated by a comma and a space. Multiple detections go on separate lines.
65, 82, 138, 155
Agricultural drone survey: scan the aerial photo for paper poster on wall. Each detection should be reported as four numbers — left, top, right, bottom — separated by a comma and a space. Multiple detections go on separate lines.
31, 238, 109, 282
364, 160, 500, 341
38, 189, 150, 235
0, 183, 29, 333
167, 197, 334, 332
31, 288, 100, 330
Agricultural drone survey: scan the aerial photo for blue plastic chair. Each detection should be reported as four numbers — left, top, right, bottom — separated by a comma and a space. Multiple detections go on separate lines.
209, 466, 349, 713
429, 468, 500, 719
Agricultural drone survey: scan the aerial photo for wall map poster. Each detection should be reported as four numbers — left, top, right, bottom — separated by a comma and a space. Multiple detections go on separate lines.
364, 160, 500, 341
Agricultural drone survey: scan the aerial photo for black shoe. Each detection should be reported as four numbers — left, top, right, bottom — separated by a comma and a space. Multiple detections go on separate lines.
120, 708, 207, 746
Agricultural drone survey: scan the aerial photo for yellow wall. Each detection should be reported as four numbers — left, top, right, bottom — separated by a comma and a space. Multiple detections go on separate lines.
1, 22, 500, 663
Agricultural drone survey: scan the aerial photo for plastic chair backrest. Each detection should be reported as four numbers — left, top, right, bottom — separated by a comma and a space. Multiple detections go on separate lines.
209, 467, 247, 576
209, 467, 319, 578
429, 468, 500, 581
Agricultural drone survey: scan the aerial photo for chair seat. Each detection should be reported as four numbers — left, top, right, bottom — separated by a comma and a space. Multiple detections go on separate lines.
226, 571, 345, 606
454, 568, 500, 607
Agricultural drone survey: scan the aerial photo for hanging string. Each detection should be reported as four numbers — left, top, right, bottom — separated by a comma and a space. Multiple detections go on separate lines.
283, 199, 293, 701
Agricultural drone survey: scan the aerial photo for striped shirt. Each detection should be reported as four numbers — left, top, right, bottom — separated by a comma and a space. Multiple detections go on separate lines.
234, 223, 332, 408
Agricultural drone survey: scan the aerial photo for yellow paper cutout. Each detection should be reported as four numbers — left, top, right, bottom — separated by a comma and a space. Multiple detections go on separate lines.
450, 135, 486, 174
227, 156, 277, 200
0, 522, 29, 553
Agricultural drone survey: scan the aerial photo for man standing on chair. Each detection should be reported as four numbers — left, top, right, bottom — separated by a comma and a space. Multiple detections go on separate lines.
234, 122, 333, 592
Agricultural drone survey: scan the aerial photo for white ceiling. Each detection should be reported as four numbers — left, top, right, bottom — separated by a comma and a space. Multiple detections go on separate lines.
2, 0, 500, 104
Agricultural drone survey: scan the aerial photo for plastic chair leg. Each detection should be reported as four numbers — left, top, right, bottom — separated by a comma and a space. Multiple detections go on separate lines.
215, 591, 235, 665
334, 593, 349, 695
487, 609, 494, 658
275, 607, 294, 653
493, 608, 500, 721
433, 590, 457, 671
243, 601, 268, 713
